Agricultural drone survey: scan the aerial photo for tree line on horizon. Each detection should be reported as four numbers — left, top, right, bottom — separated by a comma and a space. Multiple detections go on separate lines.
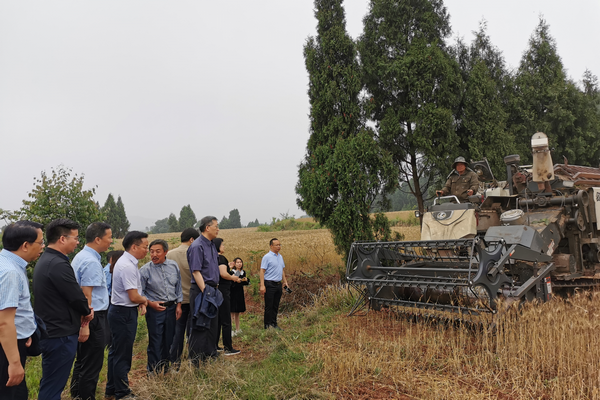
146, 207, 263, 234
0, 166, 266, 244
296, 0, 600, 257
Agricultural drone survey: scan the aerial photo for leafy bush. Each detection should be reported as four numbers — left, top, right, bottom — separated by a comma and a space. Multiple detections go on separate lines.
257, 217, 321, 232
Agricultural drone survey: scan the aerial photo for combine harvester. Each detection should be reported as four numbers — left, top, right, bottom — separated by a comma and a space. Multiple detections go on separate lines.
346, 133, 600, 323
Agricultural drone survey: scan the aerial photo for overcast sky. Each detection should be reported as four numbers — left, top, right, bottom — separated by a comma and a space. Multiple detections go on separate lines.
1, 1, 598, 230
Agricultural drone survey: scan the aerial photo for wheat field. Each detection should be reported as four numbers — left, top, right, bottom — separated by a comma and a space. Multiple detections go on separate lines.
116, 211, 421, 275
87, 211, 600, 399
312, 290, 600, 399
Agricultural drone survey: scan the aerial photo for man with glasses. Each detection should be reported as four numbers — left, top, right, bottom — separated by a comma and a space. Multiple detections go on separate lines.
167, 228, 200, 365
0, 221, 44, 400
105, 231, 148, 400
70, 222, 113, 400
260, 238, 289, 330
187, 216, 221, 364
33, 218, 93, 400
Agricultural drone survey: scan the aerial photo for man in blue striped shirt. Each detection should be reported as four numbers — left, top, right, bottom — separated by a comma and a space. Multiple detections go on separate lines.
0, 221, 44, 400
140, 239, 182, 373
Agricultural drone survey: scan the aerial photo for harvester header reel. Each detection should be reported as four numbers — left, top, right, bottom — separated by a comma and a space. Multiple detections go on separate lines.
346, 237, 554, 318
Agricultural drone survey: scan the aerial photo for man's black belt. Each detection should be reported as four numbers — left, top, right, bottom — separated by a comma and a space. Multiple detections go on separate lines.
160, 300, 177, 307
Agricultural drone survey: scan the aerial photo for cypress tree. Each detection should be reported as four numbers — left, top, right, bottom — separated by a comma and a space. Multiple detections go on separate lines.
227, 209, 242, 229
510, 18, 600, 165
178, 204, 197, 230
102, 193, 118, 234
115, 196, 130, 238
168, 213, 179, 233
296, 0, 396, 258
358, 0, 462, 215
454, 22, 516, 179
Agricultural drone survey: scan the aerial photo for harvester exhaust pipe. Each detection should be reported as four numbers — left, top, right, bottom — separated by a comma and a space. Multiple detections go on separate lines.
531, 132, 554, 193
503, 154, 520, 195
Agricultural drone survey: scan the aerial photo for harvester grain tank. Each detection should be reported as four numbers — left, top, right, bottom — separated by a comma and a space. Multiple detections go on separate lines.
346, 133, 600, 317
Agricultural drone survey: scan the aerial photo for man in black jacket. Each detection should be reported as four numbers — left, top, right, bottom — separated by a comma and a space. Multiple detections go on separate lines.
33, 219, 93, 400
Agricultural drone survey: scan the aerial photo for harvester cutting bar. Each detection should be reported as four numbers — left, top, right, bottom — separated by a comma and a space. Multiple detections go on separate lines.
350, 277, 469, 288
369, 297, 484, 315
367, 266, 473, 273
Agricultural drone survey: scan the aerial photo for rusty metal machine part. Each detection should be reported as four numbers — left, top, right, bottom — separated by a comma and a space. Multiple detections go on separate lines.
347, 132, 600, 321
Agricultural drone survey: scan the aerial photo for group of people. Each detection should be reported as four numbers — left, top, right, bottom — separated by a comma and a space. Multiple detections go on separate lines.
0, 215, 289, 400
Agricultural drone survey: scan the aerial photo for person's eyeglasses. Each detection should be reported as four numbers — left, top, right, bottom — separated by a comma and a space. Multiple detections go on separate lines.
136, 244, 149, 251
31, 240, 45, 246
63, 235, 79, 241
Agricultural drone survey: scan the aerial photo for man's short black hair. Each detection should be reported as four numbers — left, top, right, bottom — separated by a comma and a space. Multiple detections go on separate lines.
181, 228, 200, 243
149, 239, 168, 252
269, 238, 279, 246
198, 216, 217, 233
85, 222, 112, 244
122, 231, 148, 251
2, 221, 44, 251
46, 218, 81, 245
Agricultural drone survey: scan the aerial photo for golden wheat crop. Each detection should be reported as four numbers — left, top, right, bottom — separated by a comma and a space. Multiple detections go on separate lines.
312, 287, 600, 399
114, 211, 421, 276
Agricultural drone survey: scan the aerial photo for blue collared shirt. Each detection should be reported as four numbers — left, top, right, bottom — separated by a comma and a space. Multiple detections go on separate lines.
104, 263, 112, 296
0, 249, 36, 339
72, 246, 109, 311
140, 259, 183, 303
261, 251, 285, 281
187, 235, 219, 285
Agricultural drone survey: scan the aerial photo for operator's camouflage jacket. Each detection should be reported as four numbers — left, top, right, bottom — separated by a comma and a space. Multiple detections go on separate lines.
441, 169, 479, 202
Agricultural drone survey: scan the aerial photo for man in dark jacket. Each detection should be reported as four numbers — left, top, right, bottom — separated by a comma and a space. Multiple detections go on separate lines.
436, 156, 480, 202
33, 219, 93, 400
187, 216, 221, 365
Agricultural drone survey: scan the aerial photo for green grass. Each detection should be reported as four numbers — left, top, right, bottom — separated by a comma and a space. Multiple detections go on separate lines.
22, 284, 353, 399
25, 315, 147, 399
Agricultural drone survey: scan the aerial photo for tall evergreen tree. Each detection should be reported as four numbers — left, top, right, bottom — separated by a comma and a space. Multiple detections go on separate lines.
510, 18, 600, 165
454, 22, 517, 179
178, 204, 197, 230
168, 213, 179, 233
358, 0, 462, 216
219, 215, 230, 229
115, 196, 130, 238
296, 0, 397, 258
102, 193, 119, 233
102, 193, 129, 238
226, 209, 242, 229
